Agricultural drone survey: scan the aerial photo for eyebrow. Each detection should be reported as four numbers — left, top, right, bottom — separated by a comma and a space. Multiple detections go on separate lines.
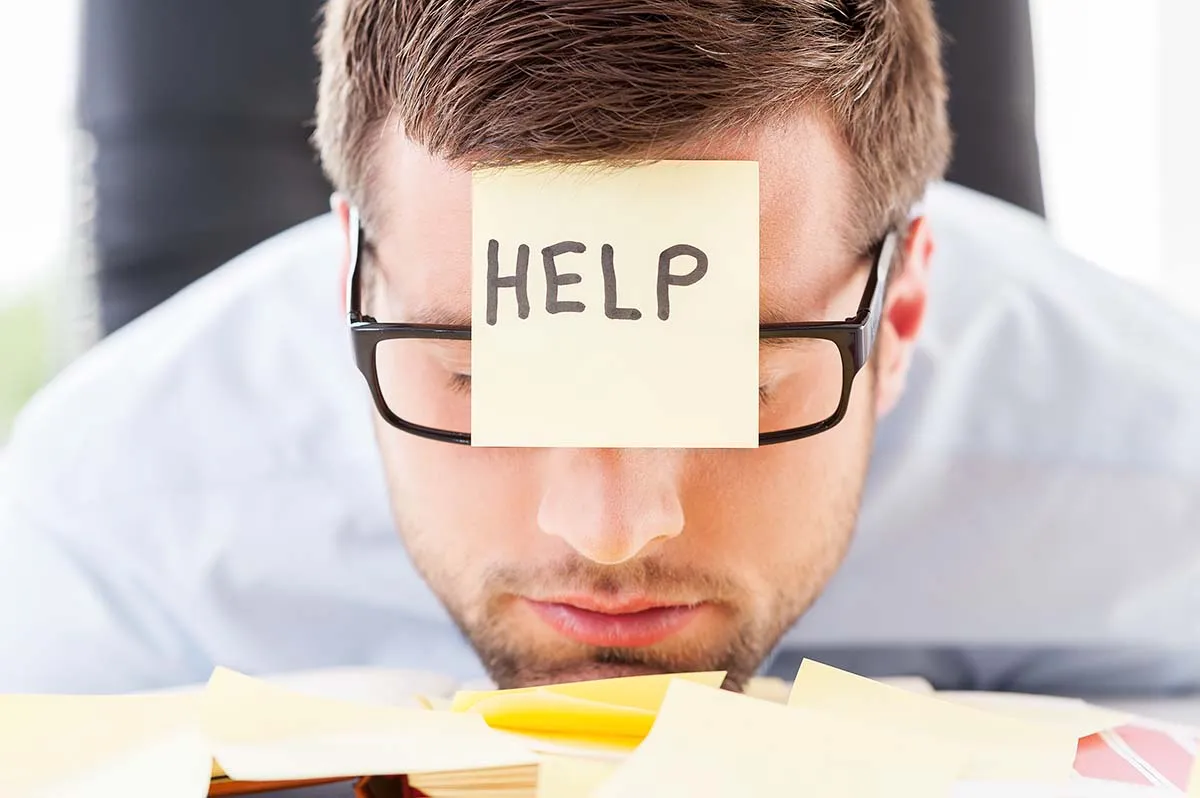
409, 305, 472, 327
357, 239, 469, 327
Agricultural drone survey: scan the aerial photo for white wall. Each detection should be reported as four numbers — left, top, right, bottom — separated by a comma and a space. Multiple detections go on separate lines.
0, 0, 80, 301
1031, 0, 1198, 314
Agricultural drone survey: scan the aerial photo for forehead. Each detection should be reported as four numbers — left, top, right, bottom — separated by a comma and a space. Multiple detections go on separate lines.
367, 113, 859, 322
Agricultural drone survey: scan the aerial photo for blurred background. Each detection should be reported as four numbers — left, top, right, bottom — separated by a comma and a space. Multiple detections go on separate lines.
1, 0, 1198, 442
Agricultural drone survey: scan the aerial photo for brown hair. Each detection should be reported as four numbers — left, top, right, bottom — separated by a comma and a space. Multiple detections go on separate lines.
314, 0, 950, 241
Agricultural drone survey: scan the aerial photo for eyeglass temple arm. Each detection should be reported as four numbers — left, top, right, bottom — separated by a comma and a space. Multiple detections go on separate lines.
346, 205, 369, 323
854, 230, 899, 365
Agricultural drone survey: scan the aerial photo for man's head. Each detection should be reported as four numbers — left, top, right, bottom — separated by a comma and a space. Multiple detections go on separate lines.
314, 0, 949, 689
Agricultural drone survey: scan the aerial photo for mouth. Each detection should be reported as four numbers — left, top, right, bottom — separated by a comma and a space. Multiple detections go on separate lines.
522, 595, 705, 648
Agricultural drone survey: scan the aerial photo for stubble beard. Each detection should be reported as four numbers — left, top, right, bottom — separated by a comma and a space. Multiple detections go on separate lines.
386, 375, 876, 691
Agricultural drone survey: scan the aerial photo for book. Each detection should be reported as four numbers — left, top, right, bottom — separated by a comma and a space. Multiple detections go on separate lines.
1, 662, 1196, 798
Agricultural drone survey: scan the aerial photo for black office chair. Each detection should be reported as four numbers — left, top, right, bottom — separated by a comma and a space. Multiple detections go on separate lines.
938, 0, 1044, 218
78, 0, 331, 336
78, 0, 1045, 335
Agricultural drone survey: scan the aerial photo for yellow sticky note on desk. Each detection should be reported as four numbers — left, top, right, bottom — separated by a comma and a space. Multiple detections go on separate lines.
0, 693, 211, 798
453, 671, 725, 747
471, 160, 761, 448
202, 667, 536, 782
453, 670, 725, 713
594, 679, 961, 798
457, 691, 654, 741
789, 660, 1080, 782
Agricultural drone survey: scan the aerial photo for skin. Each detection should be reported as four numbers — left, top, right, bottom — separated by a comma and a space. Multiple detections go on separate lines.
334, 112, 934, 690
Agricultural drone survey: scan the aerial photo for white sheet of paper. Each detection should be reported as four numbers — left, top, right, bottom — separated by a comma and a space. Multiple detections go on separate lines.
938, 691, 1131, 739
42, 730, 213, 798
0, 693, 210, 798
594, 679, 962, 798
471, 160, 760, 448
789, 660, 1080, 782
202, 667, 537, 781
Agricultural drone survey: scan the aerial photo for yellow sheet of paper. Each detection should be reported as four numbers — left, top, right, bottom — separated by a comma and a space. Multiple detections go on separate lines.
789, 660, 1079, 782
202, 667, 537, 781
0, 693, 210, 798
471, 160, 760, 448
536, 755, 620, 798
594, 680, 961, 798
938, 691, 1132, 738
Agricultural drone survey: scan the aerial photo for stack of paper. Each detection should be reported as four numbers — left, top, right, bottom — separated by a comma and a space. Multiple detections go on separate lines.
2, 661, 1198, 798
403, 671, 723, 796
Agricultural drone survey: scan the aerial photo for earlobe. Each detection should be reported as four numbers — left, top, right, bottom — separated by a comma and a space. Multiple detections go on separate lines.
874, 216, 934, 418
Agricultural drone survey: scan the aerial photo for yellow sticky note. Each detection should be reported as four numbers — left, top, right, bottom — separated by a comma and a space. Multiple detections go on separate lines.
540, 670, 726, 712
202, 667, 537, 782
452, 671, 724, 714
537, 755, 620, 798
938, 690, 1131, 739
459, 691, 654, 740
594, 679, 961, 798
471, 160, 760, 448
0, 693, 211, 798
452, 672, 724, 748
789, 660, 1079, 782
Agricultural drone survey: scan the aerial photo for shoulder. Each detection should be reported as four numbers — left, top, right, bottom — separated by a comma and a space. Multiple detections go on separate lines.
792, 184, 1200, 649
886, 182, 1200, 475
0, 216, 462, 687
8, 214, 362, 509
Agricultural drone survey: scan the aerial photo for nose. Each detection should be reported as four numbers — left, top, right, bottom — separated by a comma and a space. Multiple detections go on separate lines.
536, 449, 686, 565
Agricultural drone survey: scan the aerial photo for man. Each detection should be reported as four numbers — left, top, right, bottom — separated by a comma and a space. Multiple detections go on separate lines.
3, 0, 1200, 696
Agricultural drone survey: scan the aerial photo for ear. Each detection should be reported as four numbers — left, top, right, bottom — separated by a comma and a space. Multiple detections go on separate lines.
332, 193, 353, 315
874, 216, 934, 418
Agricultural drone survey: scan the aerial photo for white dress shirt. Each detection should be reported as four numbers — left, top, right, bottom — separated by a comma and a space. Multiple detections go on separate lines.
3, 184, 1199, 696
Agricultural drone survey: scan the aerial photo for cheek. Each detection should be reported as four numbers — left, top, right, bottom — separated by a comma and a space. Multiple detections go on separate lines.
373, 423, 541, 554
687, 381, 875, 568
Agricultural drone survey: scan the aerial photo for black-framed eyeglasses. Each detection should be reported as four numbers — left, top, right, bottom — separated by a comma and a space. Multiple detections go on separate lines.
348, 205, 898, 446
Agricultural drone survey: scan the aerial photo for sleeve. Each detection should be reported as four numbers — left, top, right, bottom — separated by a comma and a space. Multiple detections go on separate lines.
991, 648, 1200, 698
0, 453, 207, 694
764, 645, 1200, 698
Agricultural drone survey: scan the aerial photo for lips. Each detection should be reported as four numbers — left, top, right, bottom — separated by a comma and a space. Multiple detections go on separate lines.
524, 596, 704, 648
